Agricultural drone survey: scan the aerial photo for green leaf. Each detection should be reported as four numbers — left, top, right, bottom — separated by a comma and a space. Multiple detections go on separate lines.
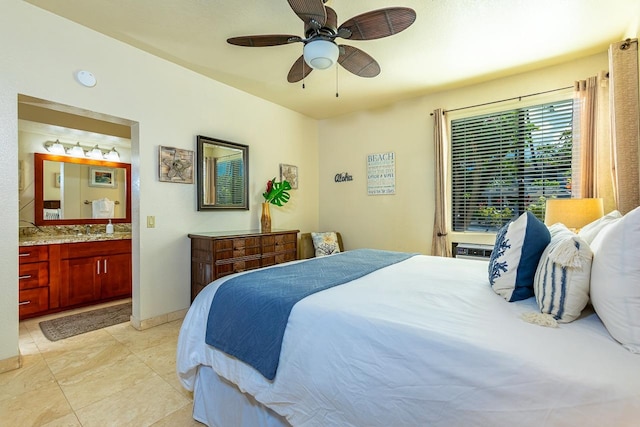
268, 180, 292, 206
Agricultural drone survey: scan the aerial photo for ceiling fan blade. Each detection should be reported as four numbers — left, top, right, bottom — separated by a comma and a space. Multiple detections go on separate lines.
287, 55, 314, 83
287, 0, 327, 28
338, 7, 416, 41
227, 35, 301, 47
338, 45, 380, 78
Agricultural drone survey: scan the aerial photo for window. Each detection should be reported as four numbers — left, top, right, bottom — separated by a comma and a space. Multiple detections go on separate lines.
215, 157, 245, 205
451, 99, 574, 232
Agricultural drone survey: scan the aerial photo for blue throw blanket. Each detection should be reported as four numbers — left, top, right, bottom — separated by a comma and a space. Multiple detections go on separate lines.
205, 249, 415, 380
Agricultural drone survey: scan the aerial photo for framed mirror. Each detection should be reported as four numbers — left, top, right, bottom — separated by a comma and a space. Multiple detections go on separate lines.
34, 153, 131, 225
197, 135, 249, 210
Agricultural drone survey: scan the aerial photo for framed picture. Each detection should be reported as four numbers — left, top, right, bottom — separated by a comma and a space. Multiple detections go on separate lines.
18, 160, 24, 191
89, 167, 117, 188
280, 163, 298, 189
159, 146, 194, 184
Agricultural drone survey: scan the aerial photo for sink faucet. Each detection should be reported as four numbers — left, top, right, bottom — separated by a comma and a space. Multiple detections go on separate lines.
85, 225, 92, 235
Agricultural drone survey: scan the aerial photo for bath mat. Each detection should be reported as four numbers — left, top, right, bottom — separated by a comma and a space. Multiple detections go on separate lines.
39, 302, 131, 341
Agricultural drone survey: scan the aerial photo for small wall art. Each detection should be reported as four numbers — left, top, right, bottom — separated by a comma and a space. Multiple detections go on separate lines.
159, 145, 194, 184
89, 167, 117, 188
367, 151, 395, 195
280, 163, 298, 189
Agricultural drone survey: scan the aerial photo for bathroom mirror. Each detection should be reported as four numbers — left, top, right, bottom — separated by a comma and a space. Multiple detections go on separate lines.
197, 135, 249, 210
34, 153, 131, 225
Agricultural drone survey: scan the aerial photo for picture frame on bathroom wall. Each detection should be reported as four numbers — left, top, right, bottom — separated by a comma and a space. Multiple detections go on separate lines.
280, 163, 298, 189
18, 160, 24, 191
89, 167, 117, 188
159, 145, 194, 184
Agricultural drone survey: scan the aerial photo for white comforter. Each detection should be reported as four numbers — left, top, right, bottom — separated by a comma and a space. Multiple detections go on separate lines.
177, 254, 640, 427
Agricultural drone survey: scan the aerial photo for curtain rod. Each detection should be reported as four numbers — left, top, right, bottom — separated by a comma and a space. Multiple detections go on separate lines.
431, 85, 574, 116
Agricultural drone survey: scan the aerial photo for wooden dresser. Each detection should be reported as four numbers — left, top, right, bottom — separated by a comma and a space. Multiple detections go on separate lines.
188, 229, 299, 301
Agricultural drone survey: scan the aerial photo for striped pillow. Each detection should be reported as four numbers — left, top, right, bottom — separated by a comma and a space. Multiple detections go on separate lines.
533, 223, 592, 323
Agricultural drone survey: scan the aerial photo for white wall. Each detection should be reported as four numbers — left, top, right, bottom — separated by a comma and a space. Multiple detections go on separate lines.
0, 1, 319, 362
318, 53, 612, 254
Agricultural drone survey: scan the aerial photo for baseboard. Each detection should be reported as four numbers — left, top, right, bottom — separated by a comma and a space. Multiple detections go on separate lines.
129, 307, 188, 331
0, 353, 21, 373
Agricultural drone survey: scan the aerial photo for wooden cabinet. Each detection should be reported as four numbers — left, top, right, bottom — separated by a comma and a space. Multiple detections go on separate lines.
18, 245, 50, 318
189, 229, 299, 301
18, 238, 132, 319
60, 239, 132, 307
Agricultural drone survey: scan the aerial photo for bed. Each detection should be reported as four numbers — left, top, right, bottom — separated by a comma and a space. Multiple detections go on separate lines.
177, 246, 640, 427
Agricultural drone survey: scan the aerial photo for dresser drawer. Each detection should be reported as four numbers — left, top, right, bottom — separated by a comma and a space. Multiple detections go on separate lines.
19, 262, 49, 290
215, 237, 261, 259
215, 257, 262, 278
19, 245, 48, 264
262, 251, 297, 267
262, 233, 297, 254
19, 287, 49, 317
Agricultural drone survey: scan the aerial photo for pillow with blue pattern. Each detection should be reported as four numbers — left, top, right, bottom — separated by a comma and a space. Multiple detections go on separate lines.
311, 232, 341, 257
488, 212, 551, 302
533, 223, 592, 322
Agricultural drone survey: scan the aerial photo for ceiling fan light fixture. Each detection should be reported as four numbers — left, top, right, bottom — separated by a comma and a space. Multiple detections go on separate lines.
303, 40, 339, 70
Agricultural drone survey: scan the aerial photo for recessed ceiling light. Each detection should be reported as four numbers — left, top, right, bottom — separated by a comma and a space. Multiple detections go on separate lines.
75, 70, 97, 87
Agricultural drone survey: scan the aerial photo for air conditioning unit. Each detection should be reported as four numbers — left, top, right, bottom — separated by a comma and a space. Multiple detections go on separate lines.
454, 243, 493, 261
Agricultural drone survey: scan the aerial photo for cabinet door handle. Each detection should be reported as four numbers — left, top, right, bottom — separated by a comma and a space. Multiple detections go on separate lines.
19, 275, 32, 280
97, 260, 101, 275
104, 259, 108, 274
19, 253, 30, 257
19, 300, 31, 306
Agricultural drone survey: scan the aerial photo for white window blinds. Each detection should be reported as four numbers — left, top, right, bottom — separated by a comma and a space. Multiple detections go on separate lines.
451, 99, 574, 232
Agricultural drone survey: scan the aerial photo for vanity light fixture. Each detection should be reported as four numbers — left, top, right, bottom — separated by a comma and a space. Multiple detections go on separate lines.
46, 139, 66, 155
86, 144, 105, 160
104, 147, 120, 162
44, 140, 122, 161
68, 142, 86, 157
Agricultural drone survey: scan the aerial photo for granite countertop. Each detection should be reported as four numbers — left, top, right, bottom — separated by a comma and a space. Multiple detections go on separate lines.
19, 232, 132, 246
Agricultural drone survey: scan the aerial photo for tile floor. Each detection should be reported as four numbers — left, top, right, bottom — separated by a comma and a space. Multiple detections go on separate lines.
1, 300, 203, 426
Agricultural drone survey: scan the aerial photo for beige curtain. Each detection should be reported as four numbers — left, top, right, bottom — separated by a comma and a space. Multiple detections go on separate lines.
609, 38, 640, 214
432, 108, 452, 257
573, 77, 598, 198
205, 157, 216, 204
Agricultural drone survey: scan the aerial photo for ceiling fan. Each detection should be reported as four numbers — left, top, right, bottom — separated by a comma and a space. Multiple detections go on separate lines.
227, 0, 417, 83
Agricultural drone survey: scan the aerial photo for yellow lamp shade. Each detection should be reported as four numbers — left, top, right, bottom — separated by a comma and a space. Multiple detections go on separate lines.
544, 198, 604, 230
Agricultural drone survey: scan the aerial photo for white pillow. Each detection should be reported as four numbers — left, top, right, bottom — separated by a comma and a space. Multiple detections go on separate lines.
533, 223, 592, 323
578, 210, 622, 244
590, 206, 640, 353
311, 232, 341, 257
488, 212, 551, 302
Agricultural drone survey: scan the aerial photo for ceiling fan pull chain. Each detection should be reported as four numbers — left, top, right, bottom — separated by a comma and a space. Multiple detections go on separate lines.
302, 53, 306, 89
335, 65, 339, 98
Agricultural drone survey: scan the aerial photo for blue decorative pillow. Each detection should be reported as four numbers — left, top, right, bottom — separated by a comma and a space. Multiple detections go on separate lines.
488, 212, 551, 302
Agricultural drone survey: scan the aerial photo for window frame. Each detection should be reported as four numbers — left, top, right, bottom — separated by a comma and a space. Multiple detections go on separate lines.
447, 89, 575, 235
